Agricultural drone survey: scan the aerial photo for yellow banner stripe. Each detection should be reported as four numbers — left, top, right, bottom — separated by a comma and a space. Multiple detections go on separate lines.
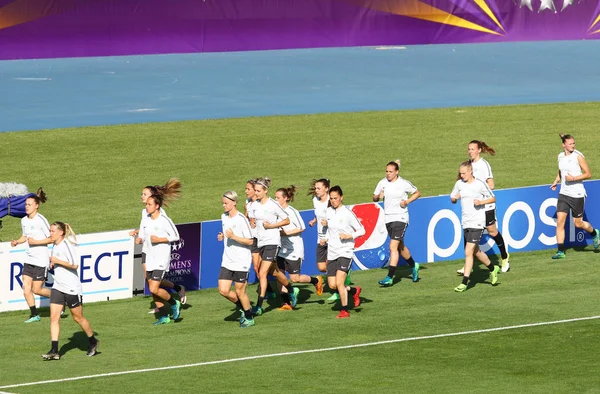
589, 14, 600, 31
473, 0, 506, 33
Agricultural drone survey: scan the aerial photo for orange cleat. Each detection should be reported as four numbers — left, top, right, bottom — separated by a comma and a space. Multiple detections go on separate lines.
278, 304, 293, 311
315, 276, 324, 296
336, 310, 350, 319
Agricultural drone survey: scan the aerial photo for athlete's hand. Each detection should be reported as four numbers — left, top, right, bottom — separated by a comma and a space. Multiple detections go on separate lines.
473, 199, 482, 206
308, 218, 317, 227
339, 233, 352, 240
263, 221, 272, 229
249, 218, 256, 228
320, 219, 328, 227
10, 240, 18, 247
217, 232, 224, 241
225, 229, 234, 238
550, 183, 557, 191
135, 237, 143, 245
319, 238, 327, 246
400, 200, 408, 208
129, 229, 139, 237
150, 235, 160, 243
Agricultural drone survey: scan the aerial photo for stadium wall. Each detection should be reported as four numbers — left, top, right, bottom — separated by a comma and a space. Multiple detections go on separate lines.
0, 0, 599, 60
1, 181, 598, 312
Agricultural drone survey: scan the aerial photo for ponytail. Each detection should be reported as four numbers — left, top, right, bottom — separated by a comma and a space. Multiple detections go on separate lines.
52, 221, 77, 244
559, 133, 574, 143
145, 178, 181, 207
276, 185, 298, 202
307, 178, 330, 197
469, 140, 496, 156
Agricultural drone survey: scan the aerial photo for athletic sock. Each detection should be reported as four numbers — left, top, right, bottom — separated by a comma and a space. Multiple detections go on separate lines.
29, 305, 38, 317
235, 300, 243, 310
257, 296, 265, 308
462, 276, 469, 286
167, 297, 176, 306
387, 265, 397, 278
406, 257, 415, 268
310, 277, 318, 285
51, 341, 58, 353
173, 284, 182, 292
558, 243, 565, 252
493, 233, 508, 259
244, 309, 253, 320
285, 284, 294, 293
348, 287, 356, 295
488, 263, 495, 272
341, 304, 348, 311
88, 335, 97, 345
587, 228, 597, 235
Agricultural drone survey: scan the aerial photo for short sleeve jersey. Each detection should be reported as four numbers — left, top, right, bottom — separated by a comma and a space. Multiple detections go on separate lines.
221, 211, 253, 272
249, 198, 288, 248
373, 177, 418, 224
279, 205, 305, 261
21, 213, 51, 267
313, 196, 329, 243
139, 213, 179, 272
451, 179, 495, 229
558, 150, 587, 198
325, 206, 366, 260
51, 240, 82, 295
471, 158, 496, 211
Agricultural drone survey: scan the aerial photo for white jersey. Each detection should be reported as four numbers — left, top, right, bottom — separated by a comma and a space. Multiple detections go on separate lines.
279, 205, 305, 261
325, 206, 366, 260
558, 150, 587, 198
139, 213, 179, 272
471, 158, 496, 211
51, 240, 82, 295
221, 211, 252, 272
249, 198, 288, 248
139, 207, 167, 253
373, 177, 417, 224
451, 179, 494, 229
21, 213, 51, 267
245, 198, 258, 238
313, 195, 329, 243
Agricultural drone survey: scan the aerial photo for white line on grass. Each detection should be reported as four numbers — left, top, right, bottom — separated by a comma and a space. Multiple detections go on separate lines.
1, 315, 598, 389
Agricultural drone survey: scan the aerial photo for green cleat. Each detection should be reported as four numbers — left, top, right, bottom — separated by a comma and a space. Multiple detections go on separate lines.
25, 315, 41, 323
412, 263, 420, 282
345, 269, 352, 286
171, 300, 181, 320
593, 229, 600, 250
252, 306, 263, 316
454, 283, 467, 292
552, 251, 566, 260
378, 276, 393, 286
290, 287, 300, 308
240, 316, 255, 328
491, 265, 500, 285
327, 293, 340, 302
501, 253, 510, 273
153, 316, 171, 325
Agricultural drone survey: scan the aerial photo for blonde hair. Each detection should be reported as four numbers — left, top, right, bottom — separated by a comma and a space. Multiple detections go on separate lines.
223, 190, 239, 203
52, 221, 77, 244
255, 177, 271, 190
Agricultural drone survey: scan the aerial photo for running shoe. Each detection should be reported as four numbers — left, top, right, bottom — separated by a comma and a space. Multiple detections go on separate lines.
278, 304, 293, 311
41, 351, 60, 360
412, 263, 420, 282
327, 293, 340, 302
378, 276, 393, 286
552, 251, 566, 259
594, 229, 600, 250
345, 269, 352, 286
240, 317, 256, 328
25, 315, 40, 323
353, 286, 362, 307
290, 287, 300, 308
86, 341, 100, 357
178, 285, 187, 305
491, 265, 500, 285
153, 316, 171, 325
336, 310, 350, 319
171, 300, 181, 320
252, 306, 263, 316
454, 284, 467, 292
315, 276, 324, 296
501, 253, 511, 273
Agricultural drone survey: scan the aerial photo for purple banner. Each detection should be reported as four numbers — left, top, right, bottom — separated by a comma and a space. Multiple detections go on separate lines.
0, 0, 599, 60
144, 222, 201, 294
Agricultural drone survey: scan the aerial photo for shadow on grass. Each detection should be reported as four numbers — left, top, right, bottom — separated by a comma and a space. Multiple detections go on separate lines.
59, 331, 100, 357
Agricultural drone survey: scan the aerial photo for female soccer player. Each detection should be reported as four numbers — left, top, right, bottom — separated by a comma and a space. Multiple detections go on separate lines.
451, 161, 500, 292
248, 177, 297, 316
130, 179, 186, 311
550, 133, 600, 259
373, 160, 421, 286
136, 194, 181, 325
39, 222, 99, 360
466, 140, 510, 273
10, 189, 53, 323
217, 191, 256, 328
307, 178, 330, 274
320, 186, 364, 318
275, 186, 324, 309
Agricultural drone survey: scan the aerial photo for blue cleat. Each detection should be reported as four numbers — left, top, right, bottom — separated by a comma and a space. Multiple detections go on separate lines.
252, 306, 263, 316
412, 263, 420, 282
153, 316, 171, 325
171, 300, 181, 320
378, 276, 393, 286
25, 315, 41, 323
552, 251, 566, 260
290, 287, 300, 308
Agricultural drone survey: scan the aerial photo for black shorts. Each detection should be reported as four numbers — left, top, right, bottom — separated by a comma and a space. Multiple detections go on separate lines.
259, 245, 279, 262
276, 256, 302, 274
386, 221, 408, 241
50, 288, 82, 308
22, 264, 47, 282
326, 257, 352, 277
557, 194, 585, 218
485, 209, 497, 226
464, 228, 484, 245
316, 243, 328, 263
146, 270, 165, 282
218, 267, 249, 283
250, 238, 260, 254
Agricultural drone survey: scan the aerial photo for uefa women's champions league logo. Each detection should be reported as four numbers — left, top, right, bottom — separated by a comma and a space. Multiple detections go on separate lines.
170, 238, 185, 261
517, 0, 580, 12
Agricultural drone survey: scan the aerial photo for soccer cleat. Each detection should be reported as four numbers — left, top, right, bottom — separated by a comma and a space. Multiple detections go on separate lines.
148, 307, 160, 314
378, 276, 393, 286
240, 317, 255, 328
353, 286, 362, 307
153, 316, 171, 325
501, 253, 511, 273
252, 306, 263, 316
290, 287, 300, 308
454, 283, 467, 292
41, 351, 60, 360
179, 285, 187, 305
171, 300, 181, 320
594, 229, 600, 250
86, 341, 99, 357
25, 315, 41, 323
412, 263, 420, 282
315, 276, 324, 296
345, 269, 352, 286
552, 251, 566, 260
336, 310, 350, 319
491, 265, 500, 285
327, 292, 340, 302
278, 304, 293, 311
